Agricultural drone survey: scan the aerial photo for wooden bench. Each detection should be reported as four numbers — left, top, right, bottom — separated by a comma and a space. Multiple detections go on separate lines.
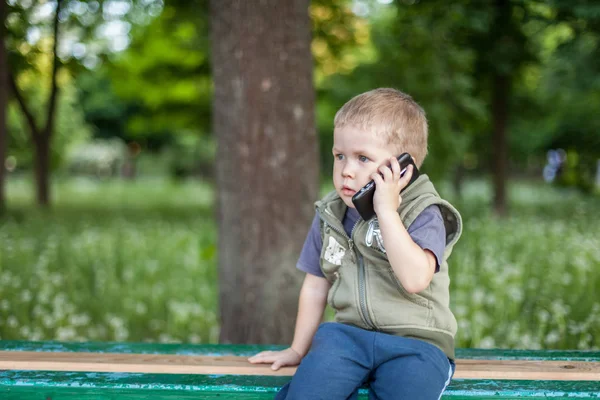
0, 340, 598, 399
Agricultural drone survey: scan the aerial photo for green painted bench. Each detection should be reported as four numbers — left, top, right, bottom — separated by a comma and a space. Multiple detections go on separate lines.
0, 341, 598, 399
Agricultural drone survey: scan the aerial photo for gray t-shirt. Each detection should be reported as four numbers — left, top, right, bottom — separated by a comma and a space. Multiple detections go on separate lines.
297, 205, 446, 277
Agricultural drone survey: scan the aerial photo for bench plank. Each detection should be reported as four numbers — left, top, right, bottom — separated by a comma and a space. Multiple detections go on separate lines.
1, 341, 599, 398
0, 351, 599, 381
1, 370, 599, 399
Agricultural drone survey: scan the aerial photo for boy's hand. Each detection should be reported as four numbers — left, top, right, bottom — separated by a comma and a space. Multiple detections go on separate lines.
247, 347, 303, 371
372, 157, 414, 217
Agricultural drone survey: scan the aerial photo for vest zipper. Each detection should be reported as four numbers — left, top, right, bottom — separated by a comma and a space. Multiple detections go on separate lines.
320, 210, 375, 329
349, 215, 375, 330
357, 252, 376, 329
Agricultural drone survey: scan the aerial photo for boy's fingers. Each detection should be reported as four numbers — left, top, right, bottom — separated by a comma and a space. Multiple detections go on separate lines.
248, 351, 265, 361
371, 172, 383, 184
379, 164, 392, 181
271, 361, 281, 371
252, 358, 275, 364
390, 157, 401, 180
248, 352, 274, 364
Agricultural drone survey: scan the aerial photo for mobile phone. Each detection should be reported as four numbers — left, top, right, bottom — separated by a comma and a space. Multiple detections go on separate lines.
351, 152, 420, 221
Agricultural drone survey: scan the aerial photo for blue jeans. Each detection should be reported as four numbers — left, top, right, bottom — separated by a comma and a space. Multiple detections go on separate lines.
276, 322, 455, 400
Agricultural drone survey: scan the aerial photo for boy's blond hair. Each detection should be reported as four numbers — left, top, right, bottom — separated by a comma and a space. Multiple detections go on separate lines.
334, 88, 428, 167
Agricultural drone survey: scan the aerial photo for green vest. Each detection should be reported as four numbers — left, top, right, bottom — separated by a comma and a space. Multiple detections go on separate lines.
315, 174, 462, 359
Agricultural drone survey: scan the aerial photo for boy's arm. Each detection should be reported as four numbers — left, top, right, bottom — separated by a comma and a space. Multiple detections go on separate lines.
290, 273, 330, 356
372, 159, 436, 294
376, 211, 436, 294
248, 273, 330, 370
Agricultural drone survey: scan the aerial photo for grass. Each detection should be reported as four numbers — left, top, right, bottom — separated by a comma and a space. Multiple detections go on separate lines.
1, 175, 599, 350
444, 181, 600, 350
1, 176, 218, 343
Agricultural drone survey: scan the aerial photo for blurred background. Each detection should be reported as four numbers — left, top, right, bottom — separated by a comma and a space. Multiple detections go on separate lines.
0, 0, 599, 350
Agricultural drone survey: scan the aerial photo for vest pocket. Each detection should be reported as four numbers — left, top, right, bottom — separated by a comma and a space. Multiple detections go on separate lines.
387, 268, 430, 308
327, 271, 342, 309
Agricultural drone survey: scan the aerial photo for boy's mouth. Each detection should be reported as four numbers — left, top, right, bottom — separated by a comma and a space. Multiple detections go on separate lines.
341, 185, 356, 196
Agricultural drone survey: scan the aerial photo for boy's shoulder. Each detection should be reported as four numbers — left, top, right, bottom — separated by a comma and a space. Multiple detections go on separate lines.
399, 175, 463, 247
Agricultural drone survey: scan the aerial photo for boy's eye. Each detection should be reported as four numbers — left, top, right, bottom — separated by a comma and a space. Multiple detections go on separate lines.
335, 154, 344, 160
358, 155, 370, 162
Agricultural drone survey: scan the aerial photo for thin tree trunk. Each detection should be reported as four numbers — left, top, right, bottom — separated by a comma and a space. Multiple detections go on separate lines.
8, 0, 62, 207
0, 0, 7, 213
491, 0, 511, 217
211, 0, 318, 344
492, 73, 509, 216
33, 134, 51, 206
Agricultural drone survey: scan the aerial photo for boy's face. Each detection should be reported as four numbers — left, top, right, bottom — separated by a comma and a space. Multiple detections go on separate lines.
332, 125, 396, 208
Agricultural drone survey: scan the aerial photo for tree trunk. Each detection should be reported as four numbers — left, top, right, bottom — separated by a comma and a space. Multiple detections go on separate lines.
210, 0, 318, 344
0, 0, 7, 214
8, 0, 61, 208
492, 74, 509, 216
33, 134, 51, 206
491, 0, 511, 217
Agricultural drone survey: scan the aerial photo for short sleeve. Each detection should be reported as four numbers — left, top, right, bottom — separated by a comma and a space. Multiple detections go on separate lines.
407, 205, 447, 273
296, 213, 325, 278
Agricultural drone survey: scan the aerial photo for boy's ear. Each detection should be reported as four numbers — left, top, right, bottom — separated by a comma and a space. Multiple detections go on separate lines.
410, 155, 421, 168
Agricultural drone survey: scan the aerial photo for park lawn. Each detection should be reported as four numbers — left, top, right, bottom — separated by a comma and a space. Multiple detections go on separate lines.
1, 177, 219, 344
1, 176, 599, 350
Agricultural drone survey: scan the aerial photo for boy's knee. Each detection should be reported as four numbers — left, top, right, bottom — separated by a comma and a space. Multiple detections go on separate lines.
372, 357, 452, 399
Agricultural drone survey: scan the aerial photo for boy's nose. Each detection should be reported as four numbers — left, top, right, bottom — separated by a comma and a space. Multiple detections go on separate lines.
342, 163, 355, 178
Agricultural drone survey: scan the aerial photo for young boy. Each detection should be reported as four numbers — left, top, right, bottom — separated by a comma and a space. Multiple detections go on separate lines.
249, 88, 462, 399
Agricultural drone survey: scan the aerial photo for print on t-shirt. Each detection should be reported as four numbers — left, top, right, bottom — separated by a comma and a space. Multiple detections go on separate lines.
324, 236, 345, 265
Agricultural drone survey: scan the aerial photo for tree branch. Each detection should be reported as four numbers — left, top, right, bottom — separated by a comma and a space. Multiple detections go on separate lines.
8, 70, 40, 139
44, 0, 62, 138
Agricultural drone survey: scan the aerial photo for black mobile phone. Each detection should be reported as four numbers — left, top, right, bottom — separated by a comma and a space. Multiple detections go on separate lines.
351, 152, 420, 221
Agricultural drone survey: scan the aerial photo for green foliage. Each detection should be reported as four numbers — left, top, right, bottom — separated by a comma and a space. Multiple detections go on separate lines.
8, 0, 599, 189
5, 1, 165, 75
509, 2, 600, 188
311, 0, 375, 83
4, 1, 46, 72
75, 69, 131, 141
3, 0, 166, 175
106, 0, 211, 138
